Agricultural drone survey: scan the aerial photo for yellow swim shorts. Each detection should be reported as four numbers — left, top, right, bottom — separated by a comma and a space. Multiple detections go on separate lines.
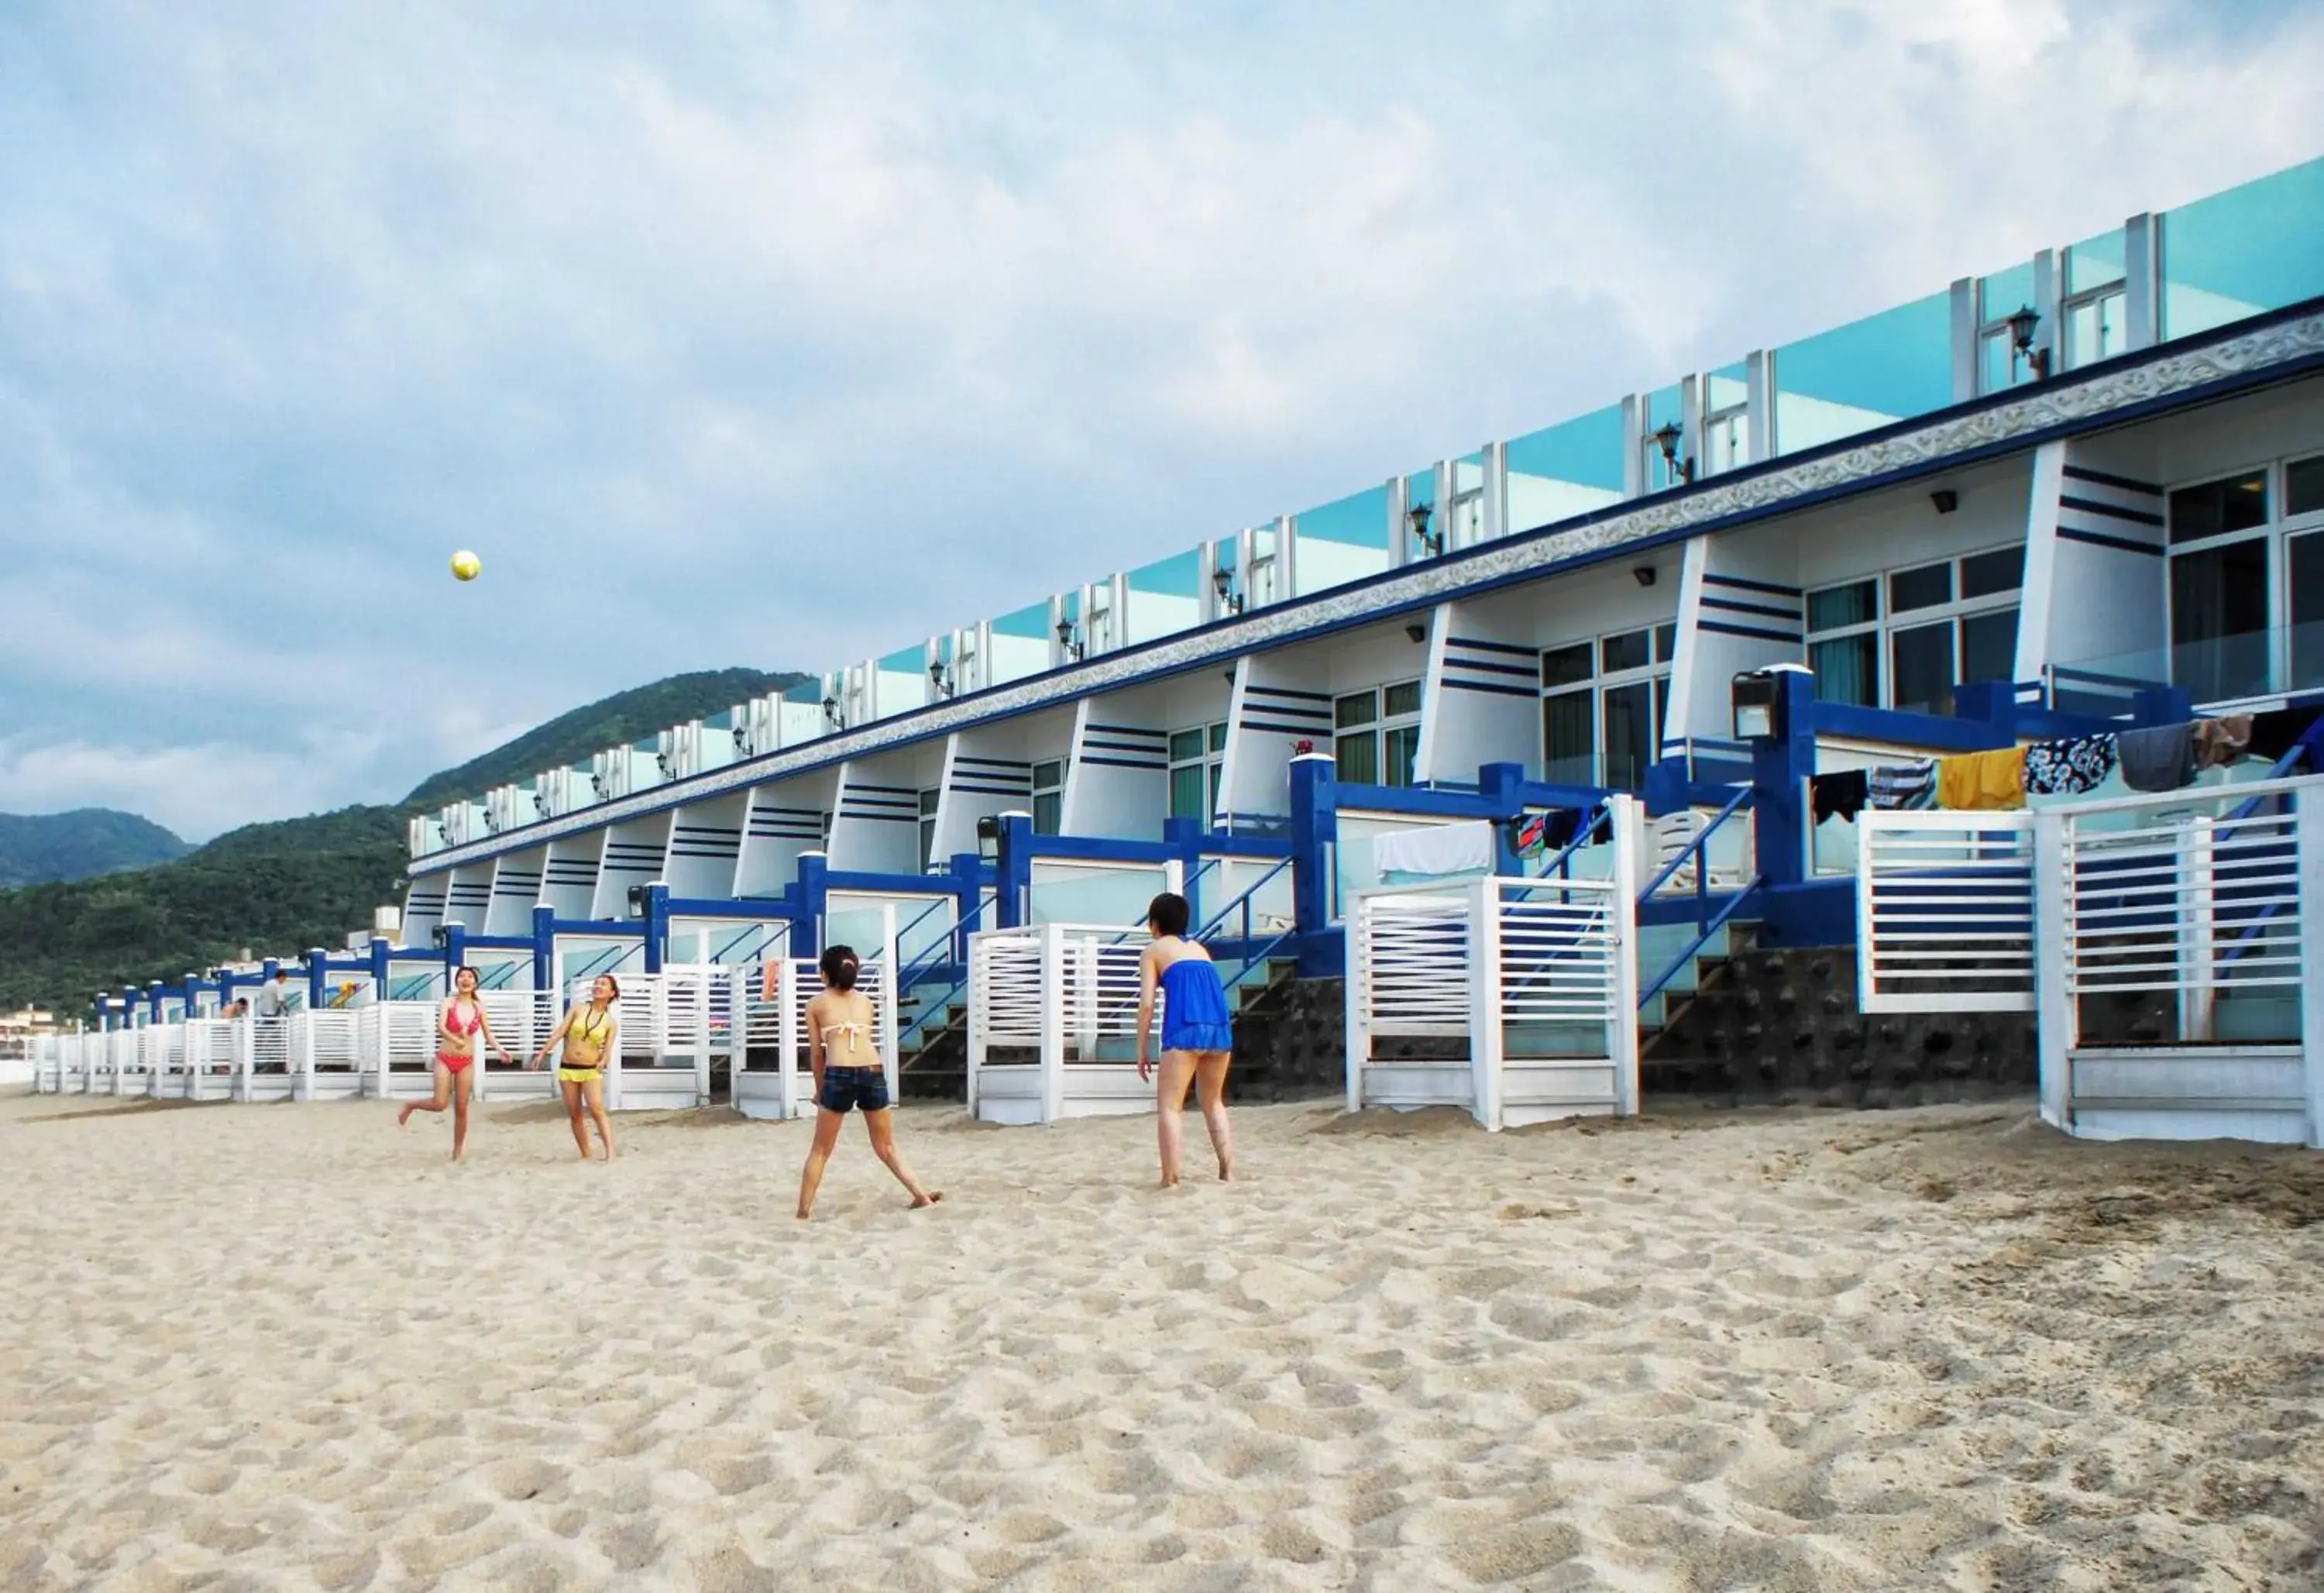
557, 1067, 603, 1085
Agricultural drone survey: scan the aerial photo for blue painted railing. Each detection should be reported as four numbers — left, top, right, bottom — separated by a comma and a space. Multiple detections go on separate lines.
1636, 786, 1759, 1013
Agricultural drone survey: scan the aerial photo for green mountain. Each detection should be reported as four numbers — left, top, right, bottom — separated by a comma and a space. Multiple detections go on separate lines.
404, 666, 807, 808
0, 808, 190, 888
0, 667, 806, 1013
0, 808, 407, 1013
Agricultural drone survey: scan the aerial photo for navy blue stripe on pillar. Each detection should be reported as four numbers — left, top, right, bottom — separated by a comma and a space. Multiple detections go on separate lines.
1704, 572, 1805, 597
1442, 678, 1539, 698
2056, 525, 2165, 557
1697, 619, 1804, 644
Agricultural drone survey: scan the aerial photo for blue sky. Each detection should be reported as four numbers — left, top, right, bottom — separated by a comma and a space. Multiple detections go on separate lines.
3, 0, 2322, 839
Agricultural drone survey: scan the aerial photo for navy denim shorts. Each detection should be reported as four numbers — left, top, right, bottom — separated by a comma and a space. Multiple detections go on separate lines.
819, 1065, 891, 1115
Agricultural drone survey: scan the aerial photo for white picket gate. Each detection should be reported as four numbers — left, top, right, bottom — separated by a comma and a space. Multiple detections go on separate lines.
964, 922, 1177, 1127
2038, 773, 2324, 1146
147, 1024, 190, 1099
1346, 878, 1641, 1131
291, 1010, 369, 1101
1856, 810, 2037, 1013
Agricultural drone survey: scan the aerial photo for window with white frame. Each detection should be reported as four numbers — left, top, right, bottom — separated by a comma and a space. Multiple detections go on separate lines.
1031, 761, 1064, 836
917, 789, 940, 871
2061, 242, 2127, 372
1540, 624, 1675, 792
1333, 681, 1422, 786
1806, 547, 2023, 717
2168, 453, 2324, 704
1168, 724, 1228, 823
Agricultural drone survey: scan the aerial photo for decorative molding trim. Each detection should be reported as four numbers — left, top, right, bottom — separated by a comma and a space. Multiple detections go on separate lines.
414, 307, 2324, 876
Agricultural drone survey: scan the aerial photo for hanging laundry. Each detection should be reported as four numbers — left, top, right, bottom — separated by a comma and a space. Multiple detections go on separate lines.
2022, 734, 2117, 796
1539, 807, 1614, 851
2245, 707, 2312, 766
2194, 715, 2254, 770
1512, 813, 1548, 856
1810, 769, 1868, 824
1937, 746, 2028, 811
2116, 721, 2198, 793
1373, 821, 1496, 878
1868, 762, 1936, 810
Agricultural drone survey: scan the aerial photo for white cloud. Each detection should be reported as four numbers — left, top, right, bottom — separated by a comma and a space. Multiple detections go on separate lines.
0, 730, 389, 841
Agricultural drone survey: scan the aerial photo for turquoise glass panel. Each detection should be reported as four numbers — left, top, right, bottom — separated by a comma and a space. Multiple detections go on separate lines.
1294, 484, 1391, 596
2067, 227, 2126, 294
1978, 259, 2036, 323
990, 600, 1052, 685
1505, 403, 1624, 532
1126, 548, 1202, 645
2162, 154, 2324, 340
876, 644, 927, 716
1772, 291, 1951, 454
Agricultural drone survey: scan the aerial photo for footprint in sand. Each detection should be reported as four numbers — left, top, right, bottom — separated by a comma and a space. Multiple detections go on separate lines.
484, 1457, 569, 1502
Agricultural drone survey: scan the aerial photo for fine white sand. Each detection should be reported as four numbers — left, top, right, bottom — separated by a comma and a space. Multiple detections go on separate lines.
2, 1091, 2320, 1591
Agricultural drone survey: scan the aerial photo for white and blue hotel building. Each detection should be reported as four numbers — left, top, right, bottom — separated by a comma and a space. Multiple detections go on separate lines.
75, 154, 2324, 1143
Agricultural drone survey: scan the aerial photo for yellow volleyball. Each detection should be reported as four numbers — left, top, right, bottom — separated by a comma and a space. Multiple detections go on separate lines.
450, 549, 482, 582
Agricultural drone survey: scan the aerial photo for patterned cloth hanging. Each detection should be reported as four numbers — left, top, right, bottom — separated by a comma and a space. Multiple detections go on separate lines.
1512, 813, 1548, 856
1868, 762, 1936, 810
2023, 734, 2117, 796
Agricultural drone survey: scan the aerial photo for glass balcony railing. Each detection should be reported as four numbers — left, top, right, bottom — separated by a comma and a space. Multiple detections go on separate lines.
416, 154, 2324, 857
2051, 618, 2324, 718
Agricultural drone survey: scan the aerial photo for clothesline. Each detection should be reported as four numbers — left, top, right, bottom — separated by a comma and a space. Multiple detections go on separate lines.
1810, 707, 2308, 822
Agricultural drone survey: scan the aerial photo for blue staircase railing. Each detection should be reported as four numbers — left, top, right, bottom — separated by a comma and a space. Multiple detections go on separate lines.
2195, 741, 2314, 968
892, 895, 993, 1051
1636, 786, 1760, 1013
564, 943, 634, 983
706, 920, 786, 965
1193, 857, 1298, 994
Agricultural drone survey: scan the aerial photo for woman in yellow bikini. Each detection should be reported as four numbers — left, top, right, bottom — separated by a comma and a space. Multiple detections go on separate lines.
795, 944, 940, 1220
531, 974, 621, 1161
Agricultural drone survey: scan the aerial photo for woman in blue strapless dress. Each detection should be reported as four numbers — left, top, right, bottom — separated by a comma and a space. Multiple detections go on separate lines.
1135, 892, 1237, 1187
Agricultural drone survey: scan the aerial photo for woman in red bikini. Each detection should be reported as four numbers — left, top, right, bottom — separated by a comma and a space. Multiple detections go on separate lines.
397, 965, 512, 1160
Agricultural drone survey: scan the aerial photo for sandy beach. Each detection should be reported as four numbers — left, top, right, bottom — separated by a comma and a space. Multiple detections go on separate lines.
1, 1092, 2319, 1591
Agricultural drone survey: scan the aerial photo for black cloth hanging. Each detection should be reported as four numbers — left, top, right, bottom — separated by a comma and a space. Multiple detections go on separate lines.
2246, 707, 2315, 766
1810, 769, 1868, 824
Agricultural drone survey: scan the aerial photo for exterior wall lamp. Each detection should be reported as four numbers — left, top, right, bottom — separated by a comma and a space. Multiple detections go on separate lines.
2006, 304, 2052, 381
1652, 421, 1696, 484
1408, 501, 1442, 557
1055, 618, 1085, 661
1212, 565, 1244, 615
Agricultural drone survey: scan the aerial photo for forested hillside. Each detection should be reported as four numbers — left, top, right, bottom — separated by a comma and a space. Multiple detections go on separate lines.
1, 667, 803, 1013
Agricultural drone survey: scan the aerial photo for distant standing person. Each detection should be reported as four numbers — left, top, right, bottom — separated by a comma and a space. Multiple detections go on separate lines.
398, 965, 511, 1161
795, 945, 940, 1220
532, 974, 621, 1162
1134, 892, 1236, 1188
253, 968, 294, 1072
